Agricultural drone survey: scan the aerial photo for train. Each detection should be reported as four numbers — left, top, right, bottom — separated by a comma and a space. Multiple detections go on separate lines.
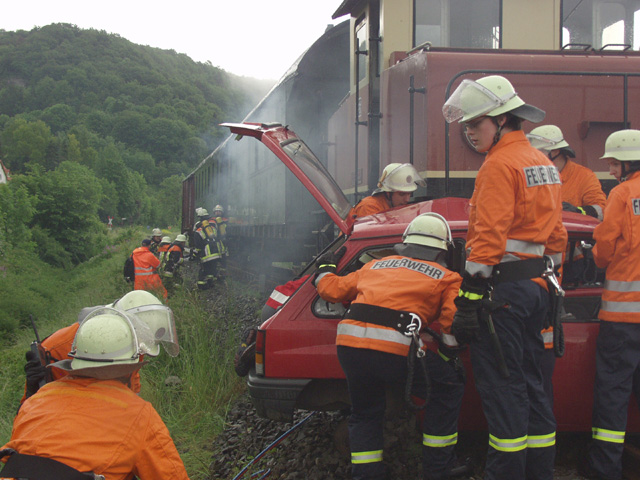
182, 0, 640, 280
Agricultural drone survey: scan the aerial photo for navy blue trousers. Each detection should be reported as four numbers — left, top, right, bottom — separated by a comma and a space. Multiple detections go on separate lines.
337, 345, 464, 480
470, 280, 556, 480
588, 321, 640, 480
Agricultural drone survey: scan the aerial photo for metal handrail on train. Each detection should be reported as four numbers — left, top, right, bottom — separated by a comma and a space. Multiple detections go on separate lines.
443, 68, 640, 195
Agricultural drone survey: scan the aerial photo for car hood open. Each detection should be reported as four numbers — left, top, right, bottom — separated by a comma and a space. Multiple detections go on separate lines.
220, 122, 354, 235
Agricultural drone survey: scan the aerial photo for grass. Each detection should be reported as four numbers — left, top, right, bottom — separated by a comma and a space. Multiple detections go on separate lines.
0, 228, 257, 480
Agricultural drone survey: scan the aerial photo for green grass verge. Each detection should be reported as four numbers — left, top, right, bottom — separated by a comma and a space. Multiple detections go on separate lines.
0, 228, 254, 480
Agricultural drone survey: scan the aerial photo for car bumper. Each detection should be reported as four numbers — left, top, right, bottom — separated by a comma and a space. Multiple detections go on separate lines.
246, 368, 311, 422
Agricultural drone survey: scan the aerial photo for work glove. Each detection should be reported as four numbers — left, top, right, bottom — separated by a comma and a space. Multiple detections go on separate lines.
24, 349, 47, 398
451, 275, 490, 345
562, 202, 586, 215
313, 246, 347, 286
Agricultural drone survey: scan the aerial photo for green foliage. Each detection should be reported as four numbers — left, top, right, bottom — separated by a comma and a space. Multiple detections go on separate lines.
0, 22, 273, 244
31, 161, 107, 264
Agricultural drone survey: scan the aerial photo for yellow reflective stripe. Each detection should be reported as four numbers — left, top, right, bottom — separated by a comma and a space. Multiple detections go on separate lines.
458, 289, 483, 301
527, 432, 556, 448
351, 450, 383, 464
318, 263, 336, 269
592, 427, 625, 444
489, 434, 528, 452
423, 432, 458, 447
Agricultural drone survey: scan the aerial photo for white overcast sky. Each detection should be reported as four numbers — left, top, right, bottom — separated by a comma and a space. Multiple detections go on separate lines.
2, 1, 348, 80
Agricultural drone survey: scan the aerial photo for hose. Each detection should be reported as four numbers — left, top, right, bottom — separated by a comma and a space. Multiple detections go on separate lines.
231, 412, 316, 480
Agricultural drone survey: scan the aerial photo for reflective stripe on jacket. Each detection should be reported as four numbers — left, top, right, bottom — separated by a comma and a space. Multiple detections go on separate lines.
465, 131, 568, 287
593, 171, 640, 323
317, 255, 462, 356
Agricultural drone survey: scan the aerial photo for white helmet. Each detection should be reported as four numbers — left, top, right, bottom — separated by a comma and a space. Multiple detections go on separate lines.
161, 236, 171, 244
527, 125, 576, 157
50, 307, 154, 379
443, 75, 545, 124
152, 228, 162, 237
111, 291, 179, 357
402, 213, 452, 251
377, 163, 426, 192
175, 234, 187, 242
600, 129, 640, 161
214, 205, 224, 215
196, 207, 209, 218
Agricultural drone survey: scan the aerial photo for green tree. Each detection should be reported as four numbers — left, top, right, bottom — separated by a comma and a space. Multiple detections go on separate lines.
1, 118, 53, 173
31, 161, 106, 265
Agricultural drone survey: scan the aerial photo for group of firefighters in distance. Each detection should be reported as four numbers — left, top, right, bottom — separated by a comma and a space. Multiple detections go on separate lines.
2, 74, 639, 480
127, 204, 229, 301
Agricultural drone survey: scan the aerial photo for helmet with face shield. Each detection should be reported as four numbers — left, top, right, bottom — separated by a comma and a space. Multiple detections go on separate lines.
48, 307, 156, 379
111, 290, 179, 357
377, 163, 426, 192
443, 75, 545, 124
527, 125, 576, 158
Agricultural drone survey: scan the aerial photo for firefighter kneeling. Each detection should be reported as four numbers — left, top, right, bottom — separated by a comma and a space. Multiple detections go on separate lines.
315, 213, 466, 480
1, 307, 189, 479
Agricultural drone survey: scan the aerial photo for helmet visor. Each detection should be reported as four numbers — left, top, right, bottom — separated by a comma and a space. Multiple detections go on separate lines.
442, 79, 517, 124
73, 307, 157, 360
125, 304, 179, 357
526, 133, 557, 151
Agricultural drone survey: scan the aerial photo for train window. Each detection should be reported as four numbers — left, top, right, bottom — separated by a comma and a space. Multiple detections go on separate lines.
562, 0, 640, 50
414, 0, 500, 49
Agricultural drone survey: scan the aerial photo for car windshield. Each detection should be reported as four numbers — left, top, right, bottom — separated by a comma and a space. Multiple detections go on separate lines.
280, 138, 352, 221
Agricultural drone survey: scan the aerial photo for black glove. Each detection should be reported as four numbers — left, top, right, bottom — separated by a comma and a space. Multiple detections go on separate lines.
451, 275, 490, 345
313, 247, 347, 285
562, 202, 584, 214
24, 349, 47, 398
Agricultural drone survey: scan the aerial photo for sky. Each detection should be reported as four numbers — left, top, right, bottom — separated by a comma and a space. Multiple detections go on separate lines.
2, 1, 349, 81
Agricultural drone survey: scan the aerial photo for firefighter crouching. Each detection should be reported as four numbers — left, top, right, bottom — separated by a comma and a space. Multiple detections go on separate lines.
583, 130, 640, 480
192, 208, 222, 290
132, 238, 167, 300
1, 307, 188, 480
350, 163, 425, 218
20, 290, 174, 403
443, 75, 567, 480
315, 213, 465, 480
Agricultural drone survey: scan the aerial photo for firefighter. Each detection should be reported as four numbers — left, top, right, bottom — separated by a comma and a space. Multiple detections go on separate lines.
132, 238, 167, 300
315, 213, 465, 480
163, 233, 187, 288
211, 205, 229, 275
157, 235, 172, 271
442, 75, 567, 480
149, 228, 163, 256
1, 307, 188, 480
192, 208, 221, 290
582, 129, 640, 480
527, 124, 606, 220
21, 290, 175, 402
351, 163, 426, 218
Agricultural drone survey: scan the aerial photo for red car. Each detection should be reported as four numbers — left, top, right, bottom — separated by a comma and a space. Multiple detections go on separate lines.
222, 122, 640, 433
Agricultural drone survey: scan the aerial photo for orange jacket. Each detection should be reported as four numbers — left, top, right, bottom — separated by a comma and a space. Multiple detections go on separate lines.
560, 160, 606, 220
350, 193, 391, 218
593, 171, 640, 323
466, 131, 567, 287
317, 255, 462, 356
4, 377, 190, 480
132, 246, 167, 299
19, 323, 142, 404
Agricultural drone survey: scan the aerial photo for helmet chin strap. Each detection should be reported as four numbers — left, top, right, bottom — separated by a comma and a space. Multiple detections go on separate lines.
491, 117, 503, 149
